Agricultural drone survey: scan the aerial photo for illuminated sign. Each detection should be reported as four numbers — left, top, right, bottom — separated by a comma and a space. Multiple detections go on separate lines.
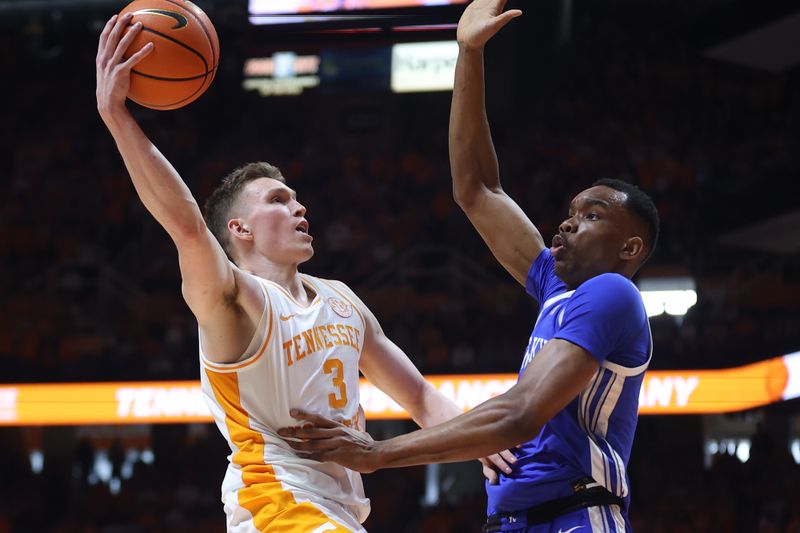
391, 41, 458, 93
250, 0, 467, 15
2, 351, 798, 426
243, 52, 321, 96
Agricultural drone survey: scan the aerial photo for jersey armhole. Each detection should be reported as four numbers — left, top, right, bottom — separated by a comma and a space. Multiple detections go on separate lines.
599, 319, 654, 377
200, 280, 274, 372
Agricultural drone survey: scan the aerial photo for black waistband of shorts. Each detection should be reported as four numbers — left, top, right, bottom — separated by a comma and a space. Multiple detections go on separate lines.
484, 478, 625, 531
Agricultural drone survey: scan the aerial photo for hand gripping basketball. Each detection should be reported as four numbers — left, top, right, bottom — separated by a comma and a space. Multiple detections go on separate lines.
96, 12, 154, 117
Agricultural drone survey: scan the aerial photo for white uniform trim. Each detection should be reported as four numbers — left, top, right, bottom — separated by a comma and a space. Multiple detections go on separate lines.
582, 367, 631, 498
599, 319, 653, 377
541, 290, 576, 311
588, 505, 607, 532
580, 370, 603, 433
594, 373, 624, 437
199, 280, 272, 372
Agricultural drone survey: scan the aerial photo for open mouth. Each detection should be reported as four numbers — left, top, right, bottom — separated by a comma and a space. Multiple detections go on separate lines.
551, 234, 566, 254
296, 220, 309, 234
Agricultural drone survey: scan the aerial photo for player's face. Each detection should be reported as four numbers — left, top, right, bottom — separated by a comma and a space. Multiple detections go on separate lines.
240, 178, 314, 264
550, 186, 638, 289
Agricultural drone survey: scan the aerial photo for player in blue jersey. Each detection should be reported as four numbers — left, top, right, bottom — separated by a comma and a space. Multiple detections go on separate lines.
278, 0, 659, 531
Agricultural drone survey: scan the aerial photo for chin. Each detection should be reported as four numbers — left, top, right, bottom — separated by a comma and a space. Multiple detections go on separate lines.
554, 264, 576, 289
298, 246, 314, 263
553, 261, 566, 279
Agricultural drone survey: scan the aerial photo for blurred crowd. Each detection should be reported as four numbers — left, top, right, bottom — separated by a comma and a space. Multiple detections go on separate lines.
1, 0, 800, 531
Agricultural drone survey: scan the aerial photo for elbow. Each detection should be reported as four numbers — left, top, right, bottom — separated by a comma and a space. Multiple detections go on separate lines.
451, 179, 482, 210
451, 176, 501, 212
506, 410, 542, 445
170, 213, 208, 243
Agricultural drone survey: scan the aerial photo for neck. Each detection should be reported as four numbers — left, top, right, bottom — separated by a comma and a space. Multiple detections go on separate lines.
237, 254, 312, 304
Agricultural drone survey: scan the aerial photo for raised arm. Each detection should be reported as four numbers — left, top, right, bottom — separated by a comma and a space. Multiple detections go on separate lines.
95, 14, 260, 360
449, 0, 545, 286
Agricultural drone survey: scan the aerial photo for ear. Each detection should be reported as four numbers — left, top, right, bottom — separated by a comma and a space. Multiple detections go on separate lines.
620, 236, 644, 262
228, 218, 253, 242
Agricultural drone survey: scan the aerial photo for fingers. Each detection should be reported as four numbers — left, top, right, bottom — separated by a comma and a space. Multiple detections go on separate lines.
107, 13, 134, 54
98, 12, 135, 68
499, 449, 517, 465
278, 425, 340, 440
482, 462, 499, 485
299, 451, 325, 462
289, 409, 342, 429
286, 442, 330, 463
120, 41, 154, 71
283, 435, 341, 453
97, 14, 118, 59
492, 9, 522, 31
110, 21, 145, 68
485, 453, 513, 475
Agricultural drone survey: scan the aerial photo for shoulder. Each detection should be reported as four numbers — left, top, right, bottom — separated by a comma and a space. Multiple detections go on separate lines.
577, 273, 638, 297
530, 248, 555, 276
526, 249, 566, 302
572, 273, 645, 320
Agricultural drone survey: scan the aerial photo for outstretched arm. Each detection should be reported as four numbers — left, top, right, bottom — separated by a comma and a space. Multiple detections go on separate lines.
332, 284, 516, 482
450, 0, 545, 286
95, 14, 259, 357
280, 338, 599, 472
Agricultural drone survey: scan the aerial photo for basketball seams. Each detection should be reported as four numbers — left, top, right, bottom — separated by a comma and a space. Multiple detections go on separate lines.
136, 26, 210, 75
162, 0, 218, 68
129, 25, 209, 109
131, 70, 209, 82
128, 75, 203, 109
159, 0, 217, 103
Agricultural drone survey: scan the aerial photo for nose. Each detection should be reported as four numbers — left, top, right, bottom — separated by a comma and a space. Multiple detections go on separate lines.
292, 199, 306, 217
559, 215, 576, 234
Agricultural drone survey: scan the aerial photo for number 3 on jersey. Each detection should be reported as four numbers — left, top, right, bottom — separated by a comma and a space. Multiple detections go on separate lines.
323, 358, 348, 409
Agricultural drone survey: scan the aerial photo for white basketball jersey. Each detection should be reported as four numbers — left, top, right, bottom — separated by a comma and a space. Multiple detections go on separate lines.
199, 273, 371, 527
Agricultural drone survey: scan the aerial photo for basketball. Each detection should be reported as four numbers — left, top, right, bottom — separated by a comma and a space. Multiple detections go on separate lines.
119, 0, 219, 110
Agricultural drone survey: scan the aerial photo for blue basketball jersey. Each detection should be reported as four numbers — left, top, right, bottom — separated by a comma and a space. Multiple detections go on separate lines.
486, 249, 652, 516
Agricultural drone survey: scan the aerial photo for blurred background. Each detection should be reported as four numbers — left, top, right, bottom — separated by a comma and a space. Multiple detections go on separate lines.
1, 0, 799, 531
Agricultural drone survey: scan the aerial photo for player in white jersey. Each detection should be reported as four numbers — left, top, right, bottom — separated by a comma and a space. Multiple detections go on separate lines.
200, 274, 374, 531
95, 13, 515, 532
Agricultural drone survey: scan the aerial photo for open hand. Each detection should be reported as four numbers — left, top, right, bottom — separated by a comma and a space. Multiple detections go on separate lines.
457, 0, 522, 50
278, 410, 381, 473
96, 12, 153, 118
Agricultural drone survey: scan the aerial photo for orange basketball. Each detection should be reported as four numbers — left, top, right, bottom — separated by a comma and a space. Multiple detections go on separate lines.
120, 0, 219, 110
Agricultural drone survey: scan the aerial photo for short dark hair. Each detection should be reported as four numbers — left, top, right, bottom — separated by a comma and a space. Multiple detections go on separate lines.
593, 178, 660, 263
203, 162, 285, 260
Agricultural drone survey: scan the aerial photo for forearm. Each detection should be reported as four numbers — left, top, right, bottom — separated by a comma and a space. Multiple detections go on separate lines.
412, 383, 464, 428
374, 389, 537, 468
100, 106, 205, 240
449, 45, 501, 202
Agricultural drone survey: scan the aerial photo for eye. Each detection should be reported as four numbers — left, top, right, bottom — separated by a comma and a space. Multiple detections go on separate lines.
586, 212, 600, 220
270, 196, 283, 203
